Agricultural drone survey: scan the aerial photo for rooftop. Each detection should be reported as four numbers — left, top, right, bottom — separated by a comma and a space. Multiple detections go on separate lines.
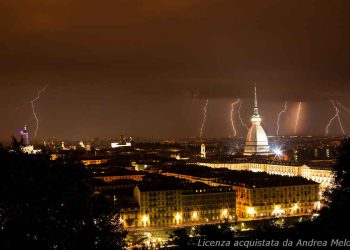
161, 164, 318, 188
137, 174, 231, 192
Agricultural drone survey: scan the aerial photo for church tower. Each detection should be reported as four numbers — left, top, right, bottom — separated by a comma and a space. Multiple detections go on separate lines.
244, 85, 270, 156
200, 143, 206, 158
20, 124, 29, 146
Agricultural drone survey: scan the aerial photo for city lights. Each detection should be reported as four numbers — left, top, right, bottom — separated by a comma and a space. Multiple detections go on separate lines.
1, 1, 348, 248
221, 209, 228, 218
175, 212, 182, 224
272, 205, 285, 216
273, 147, 283, 157
142, 215, 149, 226
192, 211, 199, 221
247, 207, 256, 217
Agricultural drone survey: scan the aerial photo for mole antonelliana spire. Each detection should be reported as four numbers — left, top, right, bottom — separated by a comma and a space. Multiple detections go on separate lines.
244, 84, 270, 156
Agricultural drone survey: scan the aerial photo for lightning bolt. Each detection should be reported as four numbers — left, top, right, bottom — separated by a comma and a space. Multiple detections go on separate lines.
336, 101, 350, 114
200, 99, 209, 138
294, 102, 302, 135
326, 100, 345, 136
238, 101, 249, 130
276, 101, 287, 136
30, 84, 48, 139
230, 98, 240, 137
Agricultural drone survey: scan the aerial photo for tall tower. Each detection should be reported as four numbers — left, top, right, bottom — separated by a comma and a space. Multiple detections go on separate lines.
200, 143, 206, 158
20, 124, 29, 145
244, 85, 270, 156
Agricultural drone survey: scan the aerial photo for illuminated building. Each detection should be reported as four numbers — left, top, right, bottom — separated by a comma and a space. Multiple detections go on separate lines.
18, 124, 41, 154
81, 159, 108, 166
200, 143, 206, 158
221, 177, 320, 219
133, 180, 183, 227
128, 175, 235, 228
92, 168, 145, 182
244, 85, 270, 156
197, 161, 334, 194
161, 165, 320, 219
111, 142, 132, 148
111, 134, 132, 148
20, 124, 29, 145
182, 184, 234, 223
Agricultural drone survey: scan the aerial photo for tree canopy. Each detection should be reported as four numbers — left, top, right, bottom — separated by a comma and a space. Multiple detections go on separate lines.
0, 144, 126, 250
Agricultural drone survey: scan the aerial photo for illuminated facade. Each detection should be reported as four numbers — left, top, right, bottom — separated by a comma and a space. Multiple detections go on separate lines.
18, 124, 41, 154
20, 124, 29, 145
244, 86, 270, 156
133, 186, 182, 227
200, 143, 206, 158
81, 159, 108, 166
182, 186, 235, 223
228, 182, 320, 219
162, 168, 320, 219
125, 182, 235, 228
196, 162, 334, 194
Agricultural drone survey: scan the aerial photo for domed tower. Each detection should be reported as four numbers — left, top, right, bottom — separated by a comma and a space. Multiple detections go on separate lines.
244, 85, 270, 156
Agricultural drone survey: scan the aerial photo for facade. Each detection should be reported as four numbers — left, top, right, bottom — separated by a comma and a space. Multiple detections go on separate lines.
133, 186, 182, 227
244, 86, 270, 156
126, 178, 235, 229
20, 124, 29, 145
161, 167, 320, 219
81, 159, 108, 166
182, 186, 235, 223
227, 182, 320, 219
196, 162, 334, 194
200, 143, 206, 158
94, 173, 145, 182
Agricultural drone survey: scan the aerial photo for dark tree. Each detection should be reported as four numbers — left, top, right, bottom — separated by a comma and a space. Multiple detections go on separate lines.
315, 137, 350, 238
0, 145, 126, 250
169, 228, 190, 249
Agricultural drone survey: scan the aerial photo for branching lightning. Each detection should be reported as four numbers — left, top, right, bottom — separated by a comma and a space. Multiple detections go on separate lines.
31, 84, 48, 139
276, 101, 287, 136
238, 101, 249, 130
230, 98, 240, 137
294, 102, 302, 135
336, 101, 350, 114
326, 100, 345, 136
200, 99, 209, 138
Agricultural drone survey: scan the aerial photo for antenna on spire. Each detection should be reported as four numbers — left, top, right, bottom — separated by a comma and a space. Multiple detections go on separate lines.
254, 83, 259, 115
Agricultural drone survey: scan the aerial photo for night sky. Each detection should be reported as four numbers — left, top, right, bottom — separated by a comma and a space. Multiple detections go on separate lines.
0, 0, 350, 141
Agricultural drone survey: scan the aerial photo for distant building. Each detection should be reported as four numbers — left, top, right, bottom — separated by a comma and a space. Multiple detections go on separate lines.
131, 176, 235, 228
197, 161, 334, 194
162, 165, 320, 219
215, 173, 320, 219
244, 85, 270, 156
111, 142, 132, 148
200, 143, 206, 158
20, 124, 29, 145
111, 135, 132, 148
81, 158, 108, 166
18, 125, 41, 154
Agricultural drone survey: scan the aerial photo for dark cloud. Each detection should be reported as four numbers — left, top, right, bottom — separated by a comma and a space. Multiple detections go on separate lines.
0, 0, 350, 140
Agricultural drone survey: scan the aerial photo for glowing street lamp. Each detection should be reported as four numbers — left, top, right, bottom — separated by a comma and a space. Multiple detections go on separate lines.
247, 207, 256, 217
273, 147, 284, 159
272, 205, 285, 216
142, 215, 149, 226
175, 212, 182, 224
192, 211, 199, 221
221, 209, 228, 218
